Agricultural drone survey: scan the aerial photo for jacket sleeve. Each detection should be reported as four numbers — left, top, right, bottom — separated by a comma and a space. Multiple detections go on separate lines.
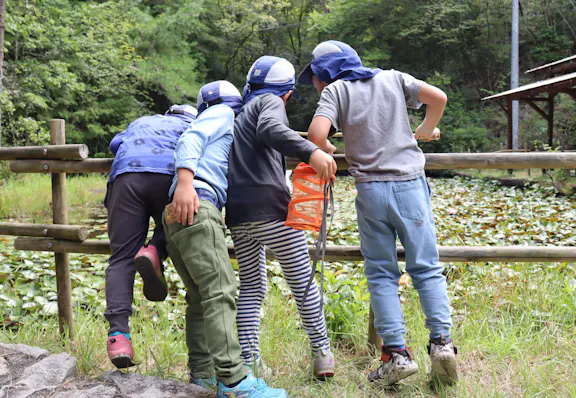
109, 132, 125, 155
174, 105, 234, 174
256, 95, 318, 163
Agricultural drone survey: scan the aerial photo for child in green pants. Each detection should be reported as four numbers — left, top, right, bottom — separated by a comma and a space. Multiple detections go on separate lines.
163, 80, 287, 398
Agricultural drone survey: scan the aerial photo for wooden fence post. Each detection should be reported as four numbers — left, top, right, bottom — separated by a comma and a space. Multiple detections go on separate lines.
50, 119, 74, 339
368, 305, 382, 350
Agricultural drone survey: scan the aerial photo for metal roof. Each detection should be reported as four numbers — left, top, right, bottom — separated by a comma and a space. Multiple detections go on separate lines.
482, 71, 576, 101
525, 55, 576, 74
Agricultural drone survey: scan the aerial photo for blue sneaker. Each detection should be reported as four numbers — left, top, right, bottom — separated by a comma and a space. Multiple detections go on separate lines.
190, 373, 217, 390
217, 373, 288, 398
254, 377, 288, 398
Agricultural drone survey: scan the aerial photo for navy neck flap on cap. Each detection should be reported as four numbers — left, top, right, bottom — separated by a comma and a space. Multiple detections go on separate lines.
299, 40, 380, 85
198, 81, 243, 116
243, 56, 298, 104
311, 52, 380, 84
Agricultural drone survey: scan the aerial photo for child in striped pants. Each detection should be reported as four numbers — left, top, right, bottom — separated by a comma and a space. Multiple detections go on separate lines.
226, 56, 337, 378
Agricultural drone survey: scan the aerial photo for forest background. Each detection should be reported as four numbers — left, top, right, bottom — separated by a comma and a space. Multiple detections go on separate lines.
2, 0, 576, 155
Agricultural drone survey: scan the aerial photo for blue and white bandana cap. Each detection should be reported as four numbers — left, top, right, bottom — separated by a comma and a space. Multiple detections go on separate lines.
243, 56, 300, 104
297, 40, 381, 85
197, 80, 243, 116
165, 104, 198, 121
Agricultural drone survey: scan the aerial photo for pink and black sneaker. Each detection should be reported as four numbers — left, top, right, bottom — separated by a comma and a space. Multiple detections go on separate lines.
107, 333, 137, 369
134, 244, 168, 302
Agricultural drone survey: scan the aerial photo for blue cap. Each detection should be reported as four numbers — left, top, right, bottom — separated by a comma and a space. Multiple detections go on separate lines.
244, 56, 300, 104
197, 81, 243, 116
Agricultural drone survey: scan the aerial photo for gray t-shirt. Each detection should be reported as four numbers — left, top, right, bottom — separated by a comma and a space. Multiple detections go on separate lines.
314, 69, 425, 182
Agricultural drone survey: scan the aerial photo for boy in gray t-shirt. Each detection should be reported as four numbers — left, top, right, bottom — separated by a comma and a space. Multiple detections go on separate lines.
300, 40, 458, 386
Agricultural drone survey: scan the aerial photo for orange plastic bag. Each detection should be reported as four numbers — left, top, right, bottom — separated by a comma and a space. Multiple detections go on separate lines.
285, 163, 334, 233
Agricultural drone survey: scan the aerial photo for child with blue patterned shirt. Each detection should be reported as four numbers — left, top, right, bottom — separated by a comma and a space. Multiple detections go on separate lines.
105, 105, 197, 368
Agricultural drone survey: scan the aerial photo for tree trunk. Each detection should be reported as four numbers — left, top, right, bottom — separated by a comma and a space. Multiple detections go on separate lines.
0, 0, 6, 147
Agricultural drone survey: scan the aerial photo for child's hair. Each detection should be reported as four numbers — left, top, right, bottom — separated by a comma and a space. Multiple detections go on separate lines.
197, 81, 243, 116
298, 40, 379, 85
243, 56, 300, 104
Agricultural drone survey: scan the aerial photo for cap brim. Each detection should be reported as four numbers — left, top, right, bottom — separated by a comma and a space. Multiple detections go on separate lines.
297, 63, 314, 85
292, 87, 301, 101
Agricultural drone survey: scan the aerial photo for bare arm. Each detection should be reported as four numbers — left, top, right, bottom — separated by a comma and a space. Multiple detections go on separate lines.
172, 168, 199, 225
306, 115, 337, 178
415, 83, 448, 141
308, 116, 335, 154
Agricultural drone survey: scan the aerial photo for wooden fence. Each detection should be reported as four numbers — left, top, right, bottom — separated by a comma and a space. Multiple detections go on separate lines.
2, 119, 576, 345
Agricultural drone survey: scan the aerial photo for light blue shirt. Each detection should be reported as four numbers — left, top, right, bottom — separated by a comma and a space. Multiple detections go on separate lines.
169, 104, 234, 207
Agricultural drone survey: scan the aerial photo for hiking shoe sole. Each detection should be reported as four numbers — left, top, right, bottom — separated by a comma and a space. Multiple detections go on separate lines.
110, 354, 137, 369
135, 256, 168, 302
370, 366, 418, 385
314, 370, 335, 380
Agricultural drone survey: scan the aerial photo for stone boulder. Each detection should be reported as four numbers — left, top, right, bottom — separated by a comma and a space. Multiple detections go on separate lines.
0, 343, 215, 398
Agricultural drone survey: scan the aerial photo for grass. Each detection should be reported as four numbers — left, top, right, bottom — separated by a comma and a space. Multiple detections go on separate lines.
0, 174, 107, 221
1, 258, 574, 397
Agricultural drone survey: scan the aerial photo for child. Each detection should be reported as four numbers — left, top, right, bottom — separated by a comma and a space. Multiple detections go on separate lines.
105, 104, 197, 368
226, 56, 337, 378
163, 81, 288, 397
302, 40, 458, 385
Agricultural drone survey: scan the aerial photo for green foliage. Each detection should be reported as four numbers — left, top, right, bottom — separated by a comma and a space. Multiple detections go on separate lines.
4, 0, 142, 150
1, 0, 576, 152
129, 1, 206, 111
322, 268, 369, 346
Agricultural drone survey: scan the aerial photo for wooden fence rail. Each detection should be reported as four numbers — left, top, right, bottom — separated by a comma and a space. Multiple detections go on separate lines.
0, 223, 88, 241
9, 152, 576, 174
0, 144, 88, 160
14, 238, 576, 262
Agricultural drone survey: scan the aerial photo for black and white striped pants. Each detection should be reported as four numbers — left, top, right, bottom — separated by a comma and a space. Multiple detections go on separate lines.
231, 220, 331, 364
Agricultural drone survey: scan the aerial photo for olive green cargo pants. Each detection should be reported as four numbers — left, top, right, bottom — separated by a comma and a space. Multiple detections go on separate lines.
163, 201, 248, 385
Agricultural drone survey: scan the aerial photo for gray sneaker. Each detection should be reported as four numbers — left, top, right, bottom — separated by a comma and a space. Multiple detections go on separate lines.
313, 349, 335, 379
428, 334, 458, 384
368, 346, 419, 385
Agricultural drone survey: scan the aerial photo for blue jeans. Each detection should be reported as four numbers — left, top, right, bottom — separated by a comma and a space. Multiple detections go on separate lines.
355, 176, 452, 347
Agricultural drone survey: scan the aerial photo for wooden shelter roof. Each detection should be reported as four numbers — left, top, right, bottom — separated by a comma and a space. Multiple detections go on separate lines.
524, 55, 576, 76
482, 71, 576, 101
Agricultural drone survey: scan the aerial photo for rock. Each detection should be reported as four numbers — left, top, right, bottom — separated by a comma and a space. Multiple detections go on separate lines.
0, 343, 215, 398
1, 352, 77, 398
0, 343, 49, 360
0, 358, 8, 377
101, 371, 215, 398
55, 384, 118, 398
